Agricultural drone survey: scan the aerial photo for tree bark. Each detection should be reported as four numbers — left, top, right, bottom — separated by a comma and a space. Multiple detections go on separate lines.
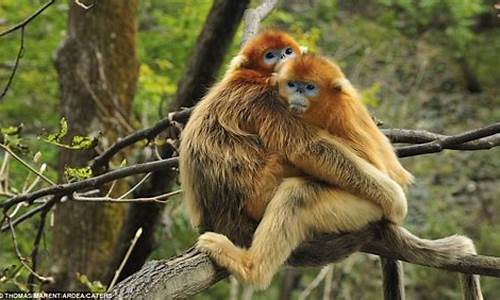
107, 0, 251, 283
50, 0, 139, 290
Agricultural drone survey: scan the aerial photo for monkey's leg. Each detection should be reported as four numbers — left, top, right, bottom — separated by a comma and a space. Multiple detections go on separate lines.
197, 177, 383, 289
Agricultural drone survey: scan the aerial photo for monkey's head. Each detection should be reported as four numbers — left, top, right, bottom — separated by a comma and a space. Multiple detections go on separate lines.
276, 54, 357, 117
228, 30, 302, 74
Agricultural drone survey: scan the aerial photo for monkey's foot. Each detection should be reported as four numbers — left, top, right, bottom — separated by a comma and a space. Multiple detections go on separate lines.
197, 232, 252, 283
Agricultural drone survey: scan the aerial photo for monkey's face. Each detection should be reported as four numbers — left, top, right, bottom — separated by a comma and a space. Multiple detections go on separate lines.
240, 30, 302, 73
280, 80, 319, 115
276, 54, 346, 117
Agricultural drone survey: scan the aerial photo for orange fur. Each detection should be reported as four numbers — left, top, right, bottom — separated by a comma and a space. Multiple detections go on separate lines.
180, 30, 307, 246
277, 54, 413, 186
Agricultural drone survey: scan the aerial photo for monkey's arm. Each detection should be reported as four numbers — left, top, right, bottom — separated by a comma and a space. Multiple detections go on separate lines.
255, 97, 407, 223
293, 132, 407, 224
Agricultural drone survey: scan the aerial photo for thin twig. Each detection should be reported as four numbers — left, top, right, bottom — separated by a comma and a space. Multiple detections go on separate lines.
108, 228, 143, 291
0, 199, 54, 232
7, 217, 54, 283
74, 0, 94, 10
0, 144, 55, 185
298, 265, 333, 300
0, 27, 24, 100
0, 0, 55, 37
72, 189, 181, 204
118, 173, 152, 200
27, 209, 49, 289
1, 158, 178, 210
322, 265, 334, 300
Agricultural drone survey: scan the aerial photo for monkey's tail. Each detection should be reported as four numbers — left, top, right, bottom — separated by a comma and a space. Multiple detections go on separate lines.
372, 224, 483, 300
377, 223, 477, 262
289, 223, 483, 300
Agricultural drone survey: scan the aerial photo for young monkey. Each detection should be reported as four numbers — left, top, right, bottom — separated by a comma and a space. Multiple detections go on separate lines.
275, 53, 413, 187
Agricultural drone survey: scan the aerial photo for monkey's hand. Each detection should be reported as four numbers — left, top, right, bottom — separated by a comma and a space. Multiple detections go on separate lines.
377, 178, 408, 224
268, 72, 278, 87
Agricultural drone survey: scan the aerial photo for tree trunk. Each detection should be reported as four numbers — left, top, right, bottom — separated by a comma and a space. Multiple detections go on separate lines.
49, 0, 139, 290
107, 0, 251, 283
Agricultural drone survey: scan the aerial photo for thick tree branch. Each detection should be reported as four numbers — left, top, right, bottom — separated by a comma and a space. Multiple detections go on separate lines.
110, 223, 500, 299
241, 0, 279, 45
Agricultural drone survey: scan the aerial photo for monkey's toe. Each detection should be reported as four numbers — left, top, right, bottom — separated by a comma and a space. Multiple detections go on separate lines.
197, 232, 233, 256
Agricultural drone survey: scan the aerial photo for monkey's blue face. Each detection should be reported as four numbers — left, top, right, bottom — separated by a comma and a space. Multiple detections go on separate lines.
263, 47, 295, 67
284, 81, 319, 114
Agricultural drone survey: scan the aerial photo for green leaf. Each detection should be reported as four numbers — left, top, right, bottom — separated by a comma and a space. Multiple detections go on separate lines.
1, 124, 22, 136
64, 166, 92, 181
70, 135, 99, 150
41, 118, 99, 150
45, 117, 68, 143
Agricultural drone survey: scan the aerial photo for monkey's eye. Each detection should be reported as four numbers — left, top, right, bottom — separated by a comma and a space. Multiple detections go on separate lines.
265, 52, 275, 59
285, 48, 293, 55
287, 81, 295, 88
306, 84, 316, 91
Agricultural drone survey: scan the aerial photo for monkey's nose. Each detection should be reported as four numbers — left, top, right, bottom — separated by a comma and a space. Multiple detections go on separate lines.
280, 54, 286, 59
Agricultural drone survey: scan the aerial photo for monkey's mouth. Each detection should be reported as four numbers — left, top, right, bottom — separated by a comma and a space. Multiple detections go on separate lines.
289, 104, 308, 115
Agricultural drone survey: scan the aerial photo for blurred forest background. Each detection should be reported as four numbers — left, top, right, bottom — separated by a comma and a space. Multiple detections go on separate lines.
0, 0, 499, 299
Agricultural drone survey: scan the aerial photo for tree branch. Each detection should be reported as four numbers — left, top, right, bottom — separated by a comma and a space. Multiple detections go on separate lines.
90, 108, 190, 173
241, 0, 279, 45
1, 158, 178, 211
394, 122, 500, 157
110, 223, 500, 299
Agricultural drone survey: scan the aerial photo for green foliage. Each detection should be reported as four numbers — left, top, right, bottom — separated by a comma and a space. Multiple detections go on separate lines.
360, 83, 382, 107
376, 0, 485, 56
134, 0, 212, 120
41, 118, 99, 150
1, 124, 27, 153
0, 1, 67, 130
77, 273, 106, 293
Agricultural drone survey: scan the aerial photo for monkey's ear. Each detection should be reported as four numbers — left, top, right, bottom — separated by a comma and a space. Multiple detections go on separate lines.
332, 78, 359, 98
227, 54, 248, 72
299, 46, 308, 54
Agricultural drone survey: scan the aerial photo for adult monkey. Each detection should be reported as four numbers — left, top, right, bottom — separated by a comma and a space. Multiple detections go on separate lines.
180, 30, 406, 249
